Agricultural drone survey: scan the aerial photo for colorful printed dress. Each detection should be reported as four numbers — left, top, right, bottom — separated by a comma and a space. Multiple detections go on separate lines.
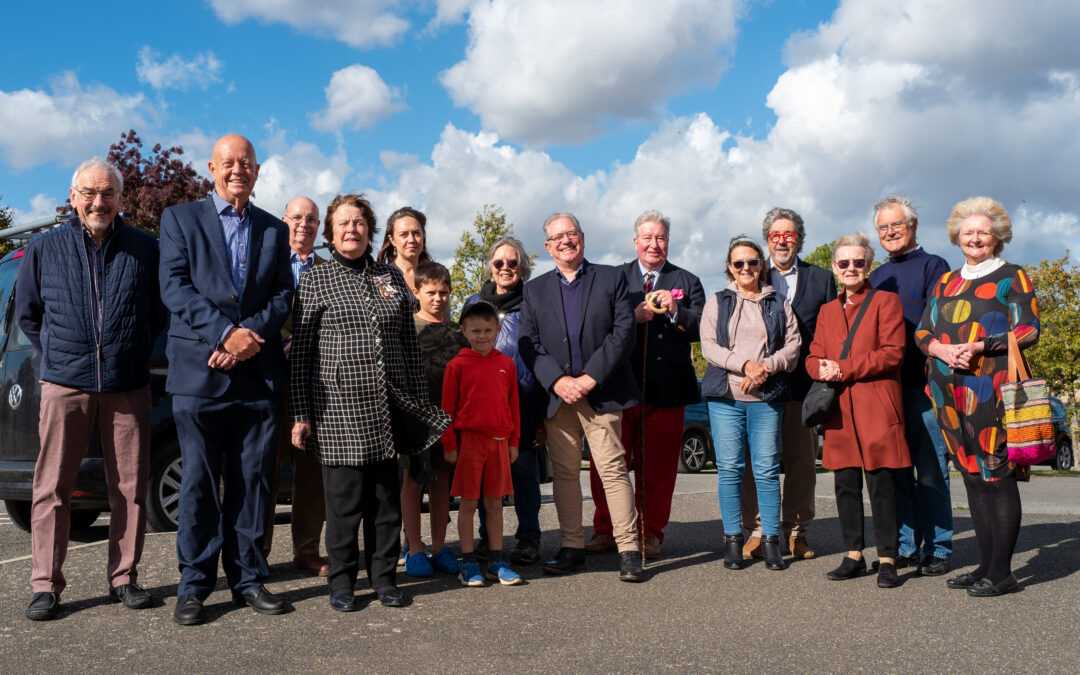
915, 262, 1039, 481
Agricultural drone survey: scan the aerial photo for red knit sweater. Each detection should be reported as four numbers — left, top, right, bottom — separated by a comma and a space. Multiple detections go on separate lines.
440, 348, 520, 453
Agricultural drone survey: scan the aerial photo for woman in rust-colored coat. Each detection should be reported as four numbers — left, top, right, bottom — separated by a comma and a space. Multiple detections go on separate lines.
806, 232, 911, 589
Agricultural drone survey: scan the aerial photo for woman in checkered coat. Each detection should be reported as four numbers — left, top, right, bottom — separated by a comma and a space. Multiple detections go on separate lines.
289, 194, 451, 612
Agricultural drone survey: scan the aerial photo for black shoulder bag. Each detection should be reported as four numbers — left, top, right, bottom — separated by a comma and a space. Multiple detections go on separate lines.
801, 289, 877, 427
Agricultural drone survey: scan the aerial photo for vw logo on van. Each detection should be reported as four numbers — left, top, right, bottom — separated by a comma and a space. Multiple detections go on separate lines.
8, 384, 22, 410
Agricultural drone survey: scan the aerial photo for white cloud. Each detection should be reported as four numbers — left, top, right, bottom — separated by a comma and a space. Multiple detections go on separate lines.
135, 47, 224, 91
11, 194, 61, 226
0, 72, 151, 170
207, 0, 409, 48
310, 65, 407, 132
253, 139, 353, 225
439, 0, 739, 146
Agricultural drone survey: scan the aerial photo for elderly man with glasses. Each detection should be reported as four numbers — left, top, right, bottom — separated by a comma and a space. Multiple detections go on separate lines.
741, 207, 836, 561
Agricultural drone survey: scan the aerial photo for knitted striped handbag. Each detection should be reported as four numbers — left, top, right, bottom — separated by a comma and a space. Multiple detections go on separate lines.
1001, 331, 1056, 465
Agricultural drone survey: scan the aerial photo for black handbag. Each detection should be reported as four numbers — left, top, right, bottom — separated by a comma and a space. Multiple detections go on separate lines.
801, 289, 877, 427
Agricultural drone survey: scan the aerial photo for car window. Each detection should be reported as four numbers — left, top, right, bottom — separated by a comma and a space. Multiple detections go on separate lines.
0, 258, 20, 345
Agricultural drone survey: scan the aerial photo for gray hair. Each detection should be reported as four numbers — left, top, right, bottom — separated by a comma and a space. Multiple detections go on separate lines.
487, 236, 532, 282
873, 194, 918, 224
946, 196, 1012, 256
761, 207, 805, 242
542, 212, 580, 238
832, 232, 875, 265
71, 157, 123, 192
633, 209, 671, 237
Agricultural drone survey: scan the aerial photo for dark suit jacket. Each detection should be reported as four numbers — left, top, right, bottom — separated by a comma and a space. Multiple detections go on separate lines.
159, 196, 293, 398
620, 260, 706, 408
519, 260, 640, 419
770, 257, 837, 400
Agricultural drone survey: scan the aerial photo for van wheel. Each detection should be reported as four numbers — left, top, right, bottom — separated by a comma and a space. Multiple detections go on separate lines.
146, 438, 182, 532
4, 500, 31, 532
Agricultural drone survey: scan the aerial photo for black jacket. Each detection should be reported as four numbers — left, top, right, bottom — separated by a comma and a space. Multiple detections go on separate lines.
770, 258, 836, 399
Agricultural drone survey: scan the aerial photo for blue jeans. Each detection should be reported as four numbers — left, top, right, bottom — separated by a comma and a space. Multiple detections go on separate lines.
707, 397, 783, 536
895, 385, 953, 559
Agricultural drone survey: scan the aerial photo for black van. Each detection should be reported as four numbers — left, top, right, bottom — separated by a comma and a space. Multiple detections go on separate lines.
0, 246, 291, 532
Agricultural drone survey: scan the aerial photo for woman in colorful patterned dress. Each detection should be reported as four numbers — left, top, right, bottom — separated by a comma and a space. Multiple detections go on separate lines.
915, 196, 1039, 597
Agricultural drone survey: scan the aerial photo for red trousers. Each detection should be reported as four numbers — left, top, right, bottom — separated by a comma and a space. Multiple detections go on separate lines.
589, 404, 683, 542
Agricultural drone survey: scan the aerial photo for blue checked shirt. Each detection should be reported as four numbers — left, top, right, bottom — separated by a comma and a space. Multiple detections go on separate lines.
212, 192, 252, 348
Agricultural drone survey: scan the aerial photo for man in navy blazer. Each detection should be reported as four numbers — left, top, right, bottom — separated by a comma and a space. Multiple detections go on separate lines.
742, 207, 836, 561
519, 212, 643, 582
584, 210, 706, 560
159, 134, 294, 625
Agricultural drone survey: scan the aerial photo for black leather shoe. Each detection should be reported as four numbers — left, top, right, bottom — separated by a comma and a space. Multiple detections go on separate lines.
109, 583, 152, 609
877, 562, 901, 588
375, 586, 405, 607
722, 534, 744, 570
173, 594, 205, 625
946, 572, 980, 589
967, 574, 1019, 597
330, 592, 358, 612
235, 585, 289, 614
873, 553, 919, 573
761, 535, 787, 570
541, 547, 585, 575
25, 592, 60, 621
826, 556, 867, 581
618, 551, 644, 582
921, 556, 951, 577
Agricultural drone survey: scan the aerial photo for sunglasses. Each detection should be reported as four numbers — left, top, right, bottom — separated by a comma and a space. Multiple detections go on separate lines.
492, 259, 519, 271
835, 259, 866, 270
730, 258, 761, 270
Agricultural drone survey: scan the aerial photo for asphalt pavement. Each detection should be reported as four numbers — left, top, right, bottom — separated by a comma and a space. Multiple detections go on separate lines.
1, 470, 1078, 673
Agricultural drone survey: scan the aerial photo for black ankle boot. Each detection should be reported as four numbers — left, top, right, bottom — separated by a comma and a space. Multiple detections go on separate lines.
723, 534, 744, 570
762, 535, 787, 570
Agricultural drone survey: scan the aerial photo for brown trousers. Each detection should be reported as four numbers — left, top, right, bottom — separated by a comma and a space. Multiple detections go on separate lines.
31, 382, 149, 593
742, 399, 817, 538
263, 391, 325, 559
545, 399, 638, 552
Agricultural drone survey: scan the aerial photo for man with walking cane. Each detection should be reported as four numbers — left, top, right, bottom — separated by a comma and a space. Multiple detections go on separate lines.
584, 210, 706, 560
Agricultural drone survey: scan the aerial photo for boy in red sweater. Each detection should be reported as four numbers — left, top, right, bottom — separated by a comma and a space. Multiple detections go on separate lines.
442, 302, 521, 586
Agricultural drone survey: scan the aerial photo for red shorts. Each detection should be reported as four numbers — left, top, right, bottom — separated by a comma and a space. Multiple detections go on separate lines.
450, 431, 514, 500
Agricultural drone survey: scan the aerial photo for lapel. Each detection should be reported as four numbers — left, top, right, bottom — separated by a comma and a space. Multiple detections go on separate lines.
575, 260, 597, 339
789, 258, 808, 309
199, 197, 233, 280
546, 269, 566, 338
654, 260, 677, 291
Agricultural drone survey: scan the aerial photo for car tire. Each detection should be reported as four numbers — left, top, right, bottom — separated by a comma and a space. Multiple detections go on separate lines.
679, 431, 709, 473
146, 437, 182, 532
4, 499, 31, 532
69, 509, 102, 530
1055, 438, 1074, 472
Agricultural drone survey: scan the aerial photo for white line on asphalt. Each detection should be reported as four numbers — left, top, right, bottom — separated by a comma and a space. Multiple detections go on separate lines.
0, 531, 171, 565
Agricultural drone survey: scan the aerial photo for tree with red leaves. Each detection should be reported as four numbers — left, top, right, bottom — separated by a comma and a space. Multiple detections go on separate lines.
59, 129, 213, 237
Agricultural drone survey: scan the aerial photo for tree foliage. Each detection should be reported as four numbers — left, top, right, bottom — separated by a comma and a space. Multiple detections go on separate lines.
802, 242, 833, 271
58, 129, 213, 237
0, 198, 16, 258
1025, 253, 1080, 428
448, 205, 536, 317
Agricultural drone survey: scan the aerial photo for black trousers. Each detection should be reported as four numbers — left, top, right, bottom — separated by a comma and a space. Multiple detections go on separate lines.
322, 459, 401, 596
834, 467, 899, 558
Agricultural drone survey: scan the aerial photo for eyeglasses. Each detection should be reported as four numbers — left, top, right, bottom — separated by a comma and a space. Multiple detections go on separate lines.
333, 219, 367, 230
876, 220, 910, 234
835, 259, 866, 270
73, 187, 119, 201
492, 259, 519, 271
287, 215, 319, 225
768, 232, 799, 244
730, 258, 761, 270
546, 230, 581, 244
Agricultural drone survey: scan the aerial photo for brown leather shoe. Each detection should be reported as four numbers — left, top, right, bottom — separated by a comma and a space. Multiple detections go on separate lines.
294, 555, 331, 577
584, 532, 617, 553
789, 536, 815, 560
742, 535, 763, 559
643, 535, 661, 559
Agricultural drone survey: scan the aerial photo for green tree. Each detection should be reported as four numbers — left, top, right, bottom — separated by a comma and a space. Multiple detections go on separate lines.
802, 242, 833, 270
449, 205, 535, 316
0, 197, 19, 258
1025, 253, 1080, 430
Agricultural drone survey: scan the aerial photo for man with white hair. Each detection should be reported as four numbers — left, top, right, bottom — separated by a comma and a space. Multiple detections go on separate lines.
17, 157, 166, 620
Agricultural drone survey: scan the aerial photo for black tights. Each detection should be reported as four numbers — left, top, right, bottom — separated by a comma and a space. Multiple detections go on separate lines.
962, 472, 1022, 583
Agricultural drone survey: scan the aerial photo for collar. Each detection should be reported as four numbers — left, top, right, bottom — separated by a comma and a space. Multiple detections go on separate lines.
557, 260, 586, 284
770, 256, 799, 274
637, 260, 663, 277
212, 191, 249, 218
961, 256, 1006, 280
291, 249, 316, 264
887, 245, 924, 262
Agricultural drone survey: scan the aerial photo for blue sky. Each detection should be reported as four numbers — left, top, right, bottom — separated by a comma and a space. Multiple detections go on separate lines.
2, 1, 1078, 293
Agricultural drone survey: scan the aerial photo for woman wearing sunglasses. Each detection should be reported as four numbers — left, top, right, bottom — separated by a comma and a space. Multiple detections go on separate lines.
700, 236, 801, 571
806, 232, 911, 588
461, 237, 545, 566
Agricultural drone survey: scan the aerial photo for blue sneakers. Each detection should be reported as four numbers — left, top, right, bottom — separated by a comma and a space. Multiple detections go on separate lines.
430, 548, 461, 575
459, 562, 484, 587
485, 560, 522, 586
404, 551, 434, 578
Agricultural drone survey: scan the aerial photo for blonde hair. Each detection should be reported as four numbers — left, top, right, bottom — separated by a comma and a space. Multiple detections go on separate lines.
946, 196, 1011, 256
831, 232, 875, 265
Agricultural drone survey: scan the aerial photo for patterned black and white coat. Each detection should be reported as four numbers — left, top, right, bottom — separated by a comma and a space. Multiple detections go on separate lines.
288, 252, 450, 466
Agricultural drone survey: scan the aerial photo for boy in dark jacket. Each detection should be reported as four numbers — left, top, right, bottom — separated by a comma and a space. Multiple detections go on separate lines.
441, 301, 521, 586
